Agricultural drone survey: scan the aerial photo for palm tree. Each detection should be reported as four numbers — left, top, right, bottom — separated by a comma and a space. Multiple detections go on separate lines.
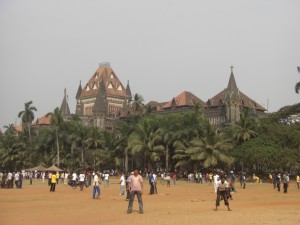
186, 124, 233, 169
128, 115, 163, 171
131, 93, 144, 114
3, 124, 16, 135
115, 119, 136, 173
295, 66, 300, 94
234, 109, 258, 172
18, 101, 37, 164
236, 109, 258, 144
46, 107, 64, 167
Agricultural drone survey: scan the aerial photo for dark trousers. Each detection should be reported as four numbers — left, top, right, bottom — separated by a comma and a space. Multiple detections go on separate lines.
50, 183, 56, 192
216, 190, 229, 206
277, 182, 280, 191
149, 182, 154, 194
283, 183, 288, 193
127, 190, 143, 213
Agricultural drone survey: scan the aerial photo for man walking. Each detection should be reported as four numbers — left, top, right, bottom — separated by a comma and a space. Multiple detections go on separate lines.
127, 170, 144, 214
50, 171, 57, 192
92, 172, 100, 199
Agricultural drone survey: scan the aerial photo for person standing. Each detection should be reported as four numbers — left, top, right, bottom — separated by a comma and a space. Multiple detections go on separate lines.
92, 172, 100, 199
119, 173, 125, 195
283, 172, 288, 193
127, 170, 144, 214
79, 171, 86, 191
71, 172, 77, 188
215, 176, 231, 211
230, 171, 236, 192
149, 172, 155, 195
276, 173, 281, 192
104, 172, 109, 188
296, 174, 300, 189
56, 172, 60, 185
50, 171, 57, 192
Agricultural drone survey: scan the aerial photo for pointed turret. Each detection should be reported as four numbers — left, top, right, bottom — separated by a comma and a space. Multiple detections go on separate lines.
126, 80, 132, 102
224, 66, 241, 124
224, 66, 240, 101
60, 88, 70, 115
75, 81, 82, 99
93, 79, 107, 113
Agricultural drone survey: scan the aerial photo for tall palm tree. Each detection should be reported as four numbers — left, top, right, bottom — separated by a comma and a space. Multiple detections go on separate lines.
115, 119, 136, 173
186, 124, 233, 169
235, 109, 258, 172
295, 66, 300, 94
18, 101, 37, 164
46, 107, 64, 167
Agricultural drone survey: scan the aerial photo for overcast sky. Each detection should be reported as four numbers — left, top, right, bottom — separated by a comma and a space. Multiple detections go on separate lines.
1, 0, 300, 130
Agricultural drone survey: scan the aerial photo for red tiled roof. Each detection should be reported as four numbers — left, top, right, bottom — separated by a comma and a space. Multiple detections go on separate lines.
79, 66, 127, 99
161, 91, 205, 109
34, 115, 52, 125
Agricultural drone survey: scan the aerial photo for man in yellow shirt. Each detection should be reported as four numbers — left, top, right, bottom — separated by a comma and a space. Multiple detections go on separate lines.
296, 174, 300, 189
50, 171, 57, 192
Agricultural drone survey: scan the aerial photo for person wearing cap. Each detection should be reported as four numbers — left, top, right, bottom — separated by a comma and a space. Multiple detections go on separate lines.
127, 170, 144, 214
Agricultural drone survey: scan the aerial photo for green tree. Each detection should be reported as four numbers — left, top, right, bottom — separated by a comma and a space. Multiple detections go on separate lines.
186, 124, 233, 169
46, 107, 64, 167
18, 101, 37, 164
131, 93, 144, 114
128, 115, 163, 171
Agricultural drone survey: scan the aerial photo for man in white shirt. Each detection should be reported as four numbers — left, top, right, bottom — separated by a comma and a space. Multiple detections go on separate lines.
71, 172, 77, 188
215, 176, 231, 211
93, 172, 100, 199
104, 173, 109, 188
119, 173, 125, 195
79, 171, 85, 191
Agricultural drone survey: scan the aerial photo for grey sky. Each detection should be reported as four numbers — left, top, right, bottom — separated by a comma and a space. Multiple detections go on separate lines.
1, 0, 300, 130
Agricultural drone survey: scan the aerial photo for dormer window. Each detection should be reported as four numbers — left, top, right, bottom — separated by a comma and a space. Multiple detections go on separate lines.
117, 84, 123, 91
109, 73, 114, 79
107, 82, 113, 89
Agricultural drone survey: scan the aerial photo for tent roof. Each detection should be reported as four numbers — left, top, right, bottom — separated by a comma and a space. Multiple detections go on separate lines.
25, 164, 47, 172
46, 165, 63, 172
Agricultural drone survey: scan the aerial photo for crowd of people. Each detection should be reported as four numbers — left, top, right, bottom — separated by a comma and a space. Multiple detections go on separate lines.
1, 168, 299, 214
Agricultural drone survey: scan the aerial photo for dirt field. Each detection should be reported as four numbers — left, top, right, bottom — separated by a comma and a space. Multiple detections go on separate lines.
1, 177, 300, 225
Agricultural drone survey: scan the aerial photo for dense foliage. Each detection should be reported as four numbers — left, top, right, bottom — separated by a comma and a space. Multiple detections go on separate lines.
0, 101, 299, 178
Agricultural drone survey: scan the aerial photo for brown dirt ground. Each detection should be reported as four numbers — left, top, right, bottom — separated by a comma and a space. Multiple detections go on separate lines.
0, 177, 300, 225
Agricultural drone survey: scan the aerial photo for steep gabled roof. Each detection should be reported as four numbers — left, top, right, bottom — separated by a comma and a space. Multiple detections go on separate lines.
161, 91, 205, 109
79, 63, 127, 99
207, 89, 266, 112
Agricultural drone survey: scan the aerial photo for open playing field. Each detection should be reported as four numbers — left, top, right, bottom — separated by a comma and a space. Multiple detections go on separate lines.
0, 177, 300, 225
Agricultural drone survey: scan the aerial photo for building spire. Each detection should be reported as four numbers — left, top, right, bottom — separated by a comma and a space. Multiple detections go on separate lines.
230, 65, 234, 74
60, 88, 70, 115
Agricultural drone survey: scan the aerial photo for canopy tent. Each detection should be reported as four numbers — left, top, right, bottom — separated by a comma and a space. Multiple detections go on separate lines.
45, 165, 63, 172
25, 164, 47, 172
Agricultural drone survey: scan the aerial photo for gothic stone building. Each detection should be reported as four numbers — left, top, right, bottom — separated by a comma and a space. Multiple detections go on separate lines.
150, 67, 267, 126
52, 63, 266, 129
74, 62, 132, 130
